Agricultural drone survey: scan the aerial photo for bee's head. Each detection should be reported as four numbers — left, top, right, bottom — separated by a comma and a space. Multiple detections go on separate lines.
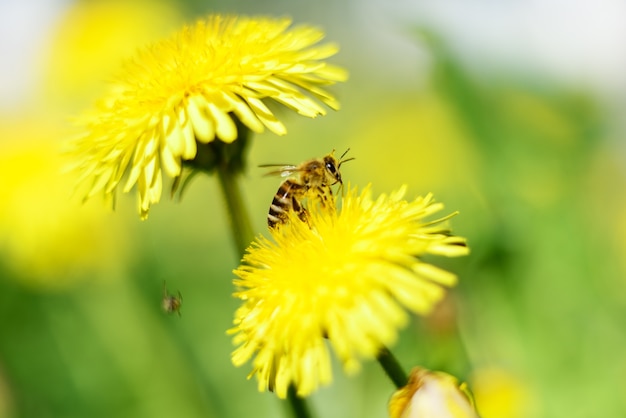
324, 148, 354, 185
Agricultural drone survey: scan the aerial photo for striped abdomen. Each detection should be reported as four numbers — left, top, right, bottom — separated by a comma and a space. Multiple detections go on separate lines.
267, 179, 307, 229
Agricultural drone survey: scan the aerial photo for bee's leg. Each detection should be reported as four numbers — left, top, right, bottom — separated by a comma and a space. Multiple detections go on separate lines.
315, 185, 335, 209
291, 195, 311, 227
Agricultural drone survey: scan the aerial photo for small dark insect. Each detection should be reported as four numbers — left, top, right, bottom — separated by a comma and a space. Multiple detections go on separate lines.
162, 281, 182, 316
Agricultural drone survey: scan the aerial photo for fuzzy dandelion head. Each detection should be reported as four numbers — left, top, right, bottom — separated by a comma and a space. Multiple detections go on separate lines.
70, 14, 347, 219
230, 185, 469, 398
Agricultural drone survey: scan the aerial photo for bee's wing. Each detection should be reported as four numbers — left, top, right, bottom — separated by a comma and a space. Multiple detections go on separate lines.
259, 164, 299, 178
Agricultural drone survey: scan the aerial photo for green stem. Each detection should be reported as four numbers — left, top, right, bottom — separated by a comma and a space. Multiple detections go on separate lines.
215, 166, 255, 257
286, 386, 313, 418
377, 347, 408, 389
211, 133, 314, 418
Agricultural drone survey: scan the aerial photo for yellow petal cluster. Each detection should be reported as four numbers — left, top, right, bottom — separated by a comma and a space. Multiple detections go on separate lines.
230, 185, 468, 398
71, 15, 347, 218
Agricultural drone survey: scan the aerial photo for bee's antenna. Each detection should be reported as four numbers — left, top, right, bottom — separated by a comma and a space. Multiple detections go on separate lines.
338, 148, 355, 167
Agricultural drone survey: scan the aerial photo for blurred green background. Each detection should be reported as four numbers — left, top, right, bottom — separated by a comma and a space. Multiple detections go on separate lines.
1, 1, 625, 417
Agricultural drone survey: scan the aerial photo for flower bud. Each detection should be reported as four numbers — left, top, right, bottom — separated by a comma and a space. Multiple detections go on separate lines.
389, 367, 479, 418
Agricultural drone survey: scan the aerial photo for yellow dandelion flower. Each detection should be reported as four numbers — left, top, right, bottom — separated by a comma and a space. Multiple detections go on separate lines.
230, 185, 469, 398
470, 367, 536, 418
71, 14, 347, 219
0, 119, 132, 288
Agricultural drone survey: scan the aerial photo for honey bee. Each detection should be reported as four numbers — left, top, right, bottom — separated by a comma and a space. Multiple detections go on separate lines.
162, 281, 182, 316
261, 149, 354, 229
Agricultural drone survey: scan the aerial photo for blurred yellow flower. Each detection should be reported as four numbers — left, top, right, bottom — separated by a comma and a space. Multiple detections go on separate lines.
42, 0, 184, 109
470, 367, 536, 418
0, 119, 131, 289
70, 14, 347, 219
389, 367, 479, 418
352, 95, 479, 195
230, 185, 468, 398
